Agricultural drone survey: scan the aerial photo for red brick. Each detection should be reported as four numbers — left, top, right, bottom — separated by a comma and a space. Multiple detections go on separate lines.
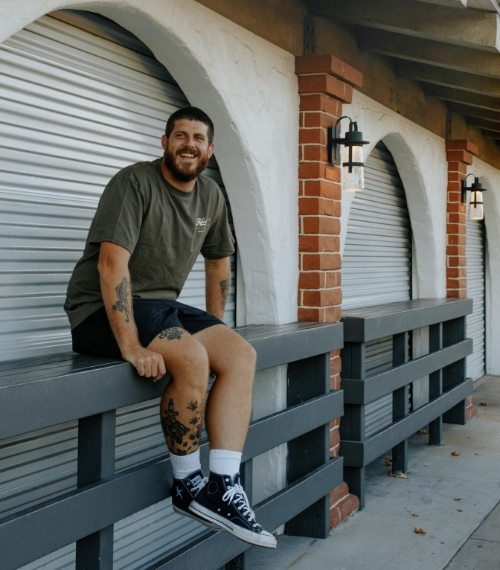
448, 162, 468, 175
300, 235, 339, 253
446, 150, 473, 165
446, 245, 465, 256
447, 266, 466, 277
331, 349, 341, 357
299, 128, 326, 145
329, 481, 349, 507
448, 172, 466, 183
326, 271, 341, 287
303, 288, 341, 307
329, 506, 341, 529
304, 179, 341, 199
330, 356, 342, 375
303, 216, 340, 235
325, 165, 341, 182
299, 161, 325, 179
299, 271, 325, 289
325, 306, 342, 322
296, 55, 363, 88
330, 374, 341, 390
300, 93, 341, 116
447, 223, 466, 235
448, 256, 466, 267
445, 139, 479, 156
447, 278, 466, 290
331, 417, 341, 427
338, 494, 359, 522
447, 201, 466, 213
330, 444, 339, 457
304, 144, 329, 162
298, 307, 325, 322
447, 181, 462, 192
329, 427, 340, 449
447, 213, 465, 224
304, 111, 337, 129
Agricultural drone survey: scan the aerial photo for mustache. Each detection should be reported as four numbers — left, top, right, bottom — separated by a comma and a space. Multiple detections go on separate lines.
176, 146, 200, 157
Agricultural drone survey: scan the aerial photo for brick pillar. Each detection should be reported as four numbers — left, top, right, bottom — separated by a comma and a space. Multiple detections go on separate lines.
445, 139, 478, 421
296, 54, 362, 528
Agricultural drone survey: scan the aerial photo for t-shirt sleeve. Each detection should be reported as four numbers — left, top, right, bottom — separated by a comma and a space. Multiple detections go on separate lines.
201, 193, 235, 259
87, 175, 144, 254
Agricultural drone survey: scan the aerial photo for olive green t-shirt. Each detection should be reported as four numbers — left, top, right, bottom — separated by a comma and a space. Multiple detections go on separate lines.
64, 158, 235, 329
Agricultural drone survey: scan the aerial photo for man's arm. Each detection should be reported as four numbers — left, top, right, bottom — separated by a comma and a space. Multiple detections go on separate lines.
98, 241, 166, 381
205, 257, 231, 320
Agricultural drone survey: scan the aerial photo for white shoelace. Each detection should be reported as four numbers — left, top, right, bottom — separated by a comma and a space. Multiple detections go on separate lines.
192, 476, 208, 495
222, 483, 259, 528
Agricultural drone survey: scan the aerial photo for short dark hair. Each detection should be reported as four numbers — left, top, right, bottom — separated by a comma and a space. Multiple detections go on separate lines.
165, 106, 214, 144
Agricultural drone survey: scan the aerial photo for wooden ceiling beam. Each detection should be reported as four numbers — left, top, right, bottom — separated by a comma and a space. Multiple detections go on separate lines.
417, 0, 467, 7
424, 84, 500, 111
466, 116, 500, 132
481, 128, 500, 139
310, 0, 500, 51
448, 102, 500, 122
358, 29, 500, 78
396, 61, 500, 96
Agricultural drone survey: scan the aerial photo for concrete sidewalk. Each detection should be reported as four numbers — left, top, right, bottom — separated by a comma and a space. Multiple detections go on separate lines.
252, 376, 500, 570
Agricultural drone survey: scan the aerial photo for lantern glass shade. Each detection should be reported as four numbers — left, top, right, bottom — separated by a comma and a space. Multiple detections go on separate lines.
343, 145, 364, 191
470, 190, 484, 220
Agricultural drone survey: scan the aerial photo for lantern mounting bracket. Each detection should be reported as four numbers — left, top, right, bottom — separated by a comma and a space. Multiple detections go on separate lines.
461, 173, 486, 204
327, 116, 369, 171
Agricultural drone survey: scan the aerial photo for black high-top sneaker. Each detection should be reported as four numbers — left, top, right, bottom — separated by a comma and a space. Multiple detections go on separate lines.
189, 472, 277, 548
171, 470, 222, 531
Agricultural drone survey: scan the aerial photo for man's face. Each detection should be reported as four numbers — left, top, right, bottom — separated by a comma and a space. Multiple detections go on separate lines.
162, 119, 214, 183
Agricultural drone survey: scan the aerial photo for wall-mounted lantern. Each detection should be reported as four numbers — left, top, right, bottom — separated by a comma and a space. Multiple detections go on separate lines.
328, 116, 369, 191
462, 174, 486, 221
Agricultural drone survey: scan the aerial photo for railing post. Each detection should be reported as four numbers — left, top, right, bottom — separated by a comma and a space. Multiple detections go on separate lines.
76, 411, 116, 570
443, 317, 467, 425
392, 332, 409, 475
286, 353, 330, 539
429, 323, 443, 445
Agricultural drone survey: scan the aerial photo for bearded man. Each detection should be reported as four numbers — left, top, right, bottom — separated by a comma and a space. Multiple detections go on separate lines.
64, 107, 276, 549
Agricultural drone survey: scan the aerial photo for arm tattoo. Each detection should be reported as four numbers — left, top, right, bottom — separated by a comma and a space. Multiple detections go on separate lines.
159, 327, 184, 341
112, 278, 132, 323
220, 275, 230, 313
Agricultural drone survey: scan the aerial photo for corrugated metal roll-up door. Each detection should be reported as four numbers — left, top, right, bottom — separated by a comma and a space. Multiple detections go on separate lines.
0, 10, 236, 569
342, 142, 412, 437
466, 217, 485, 381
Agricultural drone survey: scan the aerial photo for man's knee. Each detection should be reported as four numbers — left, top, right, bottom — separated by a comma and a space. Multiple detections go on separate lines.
163, 339, 210, 390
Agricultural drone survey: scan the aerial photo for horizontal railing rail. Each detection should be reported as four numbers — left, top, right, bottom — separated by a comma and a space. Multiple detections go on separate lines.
339, 298, 473, 510
0, 321, 344, 570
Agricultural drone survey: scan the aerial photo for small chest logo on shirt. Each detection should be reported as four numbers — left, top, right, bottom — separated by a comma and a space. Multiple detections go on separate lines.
196, 217, 211, 233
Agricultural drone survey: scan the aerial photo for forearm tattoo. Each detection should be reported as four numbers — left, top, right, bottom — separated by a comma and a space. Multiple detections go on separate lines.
161, 398, 204, 455
112, 278, 132, 323
220, 275, 230, 313
159, 327, 184, 341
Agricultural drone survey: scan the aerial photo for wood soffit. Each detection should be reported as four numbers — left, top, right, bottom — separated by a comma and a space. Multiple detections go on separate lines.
308, 0, 500, 143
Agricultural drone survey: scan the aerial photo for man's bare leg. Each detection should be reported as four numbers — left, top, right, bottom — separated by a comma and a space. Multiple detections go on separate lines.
193, 324, 256, 452
147, 327, 209, 455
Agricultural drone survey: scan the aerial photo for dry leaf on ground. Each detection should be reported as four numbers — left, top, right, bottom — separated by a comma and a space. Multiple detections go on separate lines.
475, 453, 483, 456
414, 527, 426, 534
418, 429, 428, 434
458, 509, 463, 512
480, 402, 488, 406
384, 459, 392, 466
451, 451, 460, 456
412, 513, 419, 517
453, 498, 462, 501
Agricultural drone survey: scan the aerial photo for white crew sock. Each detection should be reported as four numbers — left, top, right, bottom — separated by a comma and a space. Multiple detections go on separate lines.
170, 448, 201, 480
209, 449, 242, 477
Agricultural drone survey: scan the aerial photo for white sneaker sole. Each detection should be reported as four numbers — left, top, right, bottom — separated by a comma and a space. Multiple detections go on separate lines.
189, 502, 277, 549
173, 505, 223, 531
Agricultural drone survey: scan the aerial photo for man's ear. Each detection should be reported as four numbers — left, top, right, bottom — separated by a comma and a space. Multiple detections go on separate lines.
161, 134, 168, 150
207, 143, 215, 159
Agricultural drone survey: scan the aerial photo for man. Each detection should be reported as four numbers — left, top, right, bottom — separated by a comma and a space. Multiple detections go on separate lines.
64, 107, 276, 549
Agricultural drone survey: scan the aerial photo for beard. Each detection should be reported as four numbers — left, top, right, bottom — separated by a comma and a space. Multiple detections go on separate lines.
163, 145, 209, 183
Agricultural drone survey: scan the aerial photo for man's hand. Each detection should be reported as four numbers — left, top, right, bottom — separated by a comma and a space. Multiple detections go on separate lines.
121, 344, 167, 382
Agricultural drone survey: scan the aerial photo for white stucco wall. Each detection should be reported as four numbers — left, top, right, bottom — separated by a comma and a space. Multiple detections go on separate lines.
466, 159, 500, 375
0, 0, 298, 516
0, 0, 299, 327
342, 91, 448, 299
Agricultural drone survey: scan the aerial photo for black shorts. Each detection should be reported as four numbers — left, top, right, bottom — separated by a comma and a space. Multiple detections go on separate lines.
72, 299, 225, 359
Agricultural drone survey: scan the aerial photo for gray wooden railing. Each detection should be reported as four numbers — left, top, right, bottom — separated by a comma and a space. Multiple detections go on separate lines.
339, 298, 473, 510
0, 322, 344, 570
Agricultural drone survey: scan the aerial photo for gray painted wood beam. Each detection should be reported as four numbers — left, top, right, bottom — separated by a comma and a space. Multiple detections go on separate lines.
482, 128, 500, 139
449, 102, 500, 122
424, 83, 500, 111
358, 29, 500, 78
418, 0, 467, 7
311, 0, 500, 51
396, 60, 500, 96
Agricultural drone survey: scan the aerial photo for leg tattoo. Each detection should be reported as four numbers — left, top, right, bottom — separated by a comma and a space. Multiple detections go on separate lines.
161, 398, 204, 454
159, 327, 185, 341
161, 398, 189, 450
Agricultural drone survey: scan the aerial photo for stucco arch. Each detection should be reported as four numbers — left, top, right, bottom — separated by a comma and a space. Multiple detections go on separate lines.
341, 91, 447, 298
0, 0, 299, 325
